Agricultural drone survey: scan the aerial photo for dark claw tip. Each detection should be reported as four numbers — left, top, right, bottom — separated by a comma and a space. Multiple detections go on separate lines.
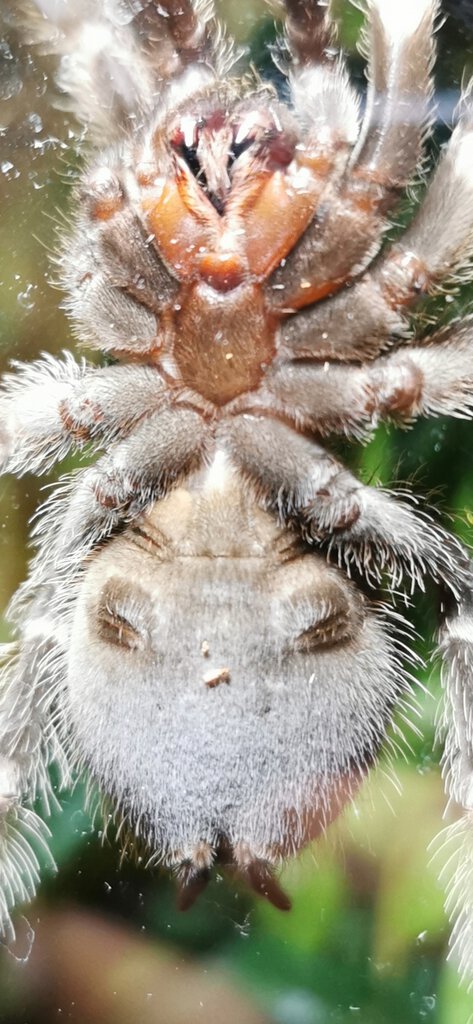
245, 859, 292, 911
175, 865, 211, 911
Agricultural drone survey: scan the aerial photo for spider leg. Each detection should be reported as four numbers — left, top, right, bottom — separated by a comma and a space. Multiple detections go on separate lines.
221, 416, 469, 594
268, 0, 437, 311
245, 319, 473, 437
133, 0, 215, 70
19, 0, 229, 143
30, 406, 210, 581
0, 404, 207, 922
435, 583, 473, 986
0, 357, 171, 476
278, 87, 473, 362
0, 597, 68, 942
279, 0, 360, 234
284, 0, 359, 155
65, 183, 180, 354
282, 0, 334, 66
376, 92, 473, 305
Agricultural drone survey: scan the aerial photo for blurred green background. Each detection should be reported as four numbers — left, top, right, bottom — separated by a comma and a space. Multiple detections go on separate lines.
1, 1, 473, 1021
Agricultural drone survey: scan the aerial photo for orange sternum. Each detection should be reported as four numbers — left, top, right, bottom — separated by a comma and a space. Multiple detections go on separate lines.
171, 282, 276, 406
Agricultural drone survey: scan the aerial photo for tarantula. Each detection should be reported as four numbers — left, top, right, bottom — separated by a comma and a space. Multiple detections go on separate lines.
1, 0, 473, 981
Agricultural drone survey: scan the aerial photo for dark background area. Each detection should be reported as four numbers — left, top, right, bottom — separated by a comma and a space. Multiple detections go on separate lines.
1, 1, 473, 1021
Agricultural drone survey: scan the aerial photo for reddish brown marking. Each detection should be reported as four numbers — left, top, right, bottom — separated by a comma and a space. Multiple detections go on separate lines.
349, 166, 402, 212
93, 477, 128, 510
108, 344, 163, 364
351, 193, 379, 215
294, 151, 334, 176
304, 492, 361, 532
264, 133, 296, 169
331, 499, 361, 531
92, 196, 124, 221
205, 109, 227, 132
381, 250, 430, 307
59, 400, 96, 442
83, 169, 124, 221
378, 359, 424, 415
135, 163, 159, 187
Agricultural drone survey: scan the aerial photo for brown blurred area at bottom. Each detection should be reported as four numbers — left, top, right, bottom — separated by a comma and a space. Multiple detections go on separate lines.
3, 908, 271, 1024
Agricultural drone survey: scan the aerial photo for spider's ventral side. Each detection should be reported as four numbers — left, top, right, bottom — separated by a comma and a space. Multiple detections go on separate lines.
2, 0, 473, 983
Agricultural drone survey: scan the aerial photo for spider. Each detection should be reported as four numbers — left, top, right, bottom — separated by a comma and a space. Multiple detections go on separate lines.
1, 0, 473, 982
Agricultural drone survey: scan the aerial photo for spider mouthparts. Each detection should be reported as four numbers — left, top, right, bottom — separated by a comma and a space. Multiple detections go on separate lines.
237, 860, 292, 912
173, 842, 291, 912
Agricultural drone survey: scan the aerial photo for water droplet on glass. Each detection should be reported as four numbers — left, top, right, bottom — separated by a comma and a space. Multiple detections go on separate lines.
0, 41, 23, 101
419, 995, 436, 1016
410, 991, 437, 1017
17, 283, 37, 311
34, 70, 48, 100
25, 112, 43, 135
4, 916, 35, 964
1, 160, 19, 179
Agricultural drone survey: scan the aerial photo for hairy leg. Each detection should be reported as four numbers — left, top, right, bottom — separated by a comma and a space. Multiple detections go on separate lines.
278, 88, 473, 361
223, 2, 359, 282
436, 584, 473, 984
268, 0, 436, 311
29, 407, 210, 583
243, 320, 473, 437
133, 0, 215, 70
284, 0, 359, 156
282, 0, 334, 65
0, 597, 67, 941
63, 171, 180, 356
0, 396, 209, 933
0, 357, 173, 475
20, 0, 225, 143
378, 94, 473, 304
221, 416, 469, 593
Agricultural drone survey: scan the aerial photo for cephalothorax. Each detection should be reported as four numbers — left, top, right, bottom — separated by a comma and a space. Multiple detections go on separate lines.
1, 0, 473, 982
